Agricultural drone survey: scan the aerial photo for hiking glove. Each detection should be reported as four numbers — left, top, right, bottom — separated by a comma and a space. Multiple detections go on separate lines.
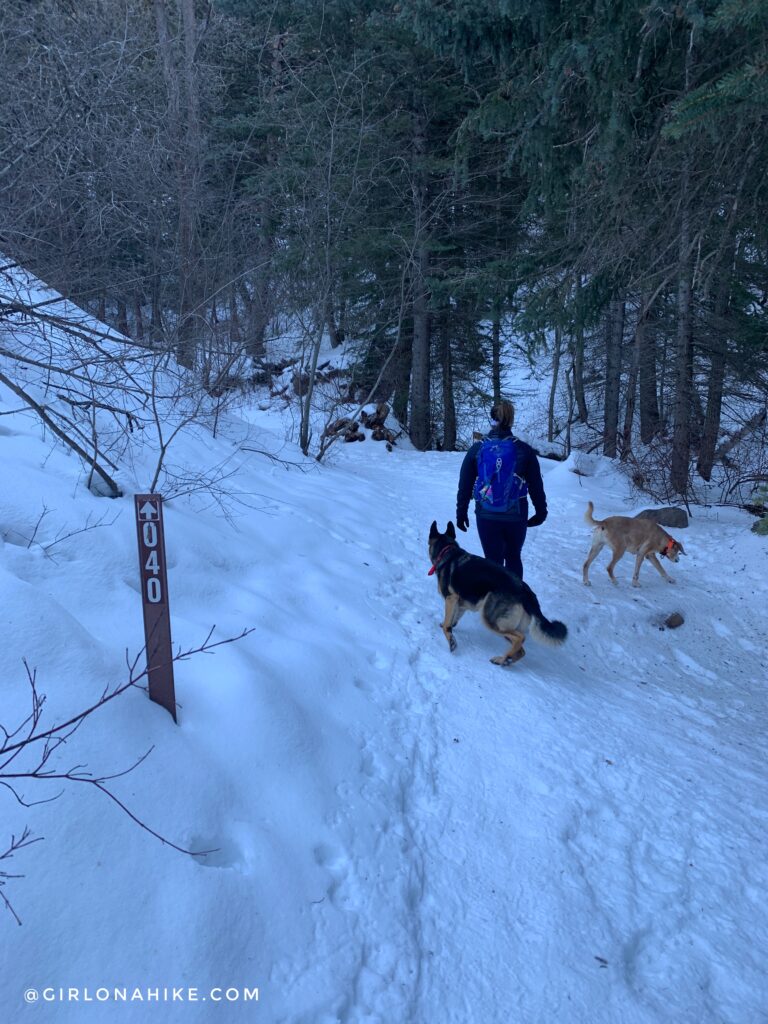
457, 512, 470, 532
527, 511, 547, 527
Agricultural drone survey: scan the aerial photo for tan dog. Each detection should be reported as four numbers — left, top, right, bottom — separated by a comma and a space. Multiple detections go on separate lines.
582, 502, 686, 587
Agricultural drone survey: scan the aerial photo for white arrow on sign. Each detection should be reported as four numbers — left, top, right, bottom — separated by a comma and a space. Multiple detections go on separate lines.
139, 501, 159, 521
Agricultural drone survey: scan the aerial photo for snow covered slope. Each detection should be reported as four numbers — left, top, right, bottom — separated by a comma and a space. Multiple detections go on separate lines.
0, 379, 766, 1023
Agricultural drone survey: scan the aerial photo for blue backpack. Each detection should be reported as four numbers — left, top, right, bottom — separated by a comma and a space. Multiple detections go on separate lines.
473, 437, 528, 513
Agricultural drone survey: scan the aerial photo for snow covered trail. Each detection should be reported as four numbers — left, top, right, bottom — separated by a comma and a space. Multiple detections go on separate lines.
1, 399, 766, 1024
328, 443, 768, 1024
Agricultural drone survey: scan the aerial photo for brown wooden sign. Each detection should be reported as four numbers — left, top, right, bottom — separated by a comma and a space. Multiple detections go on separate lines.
134, 494, 176, 722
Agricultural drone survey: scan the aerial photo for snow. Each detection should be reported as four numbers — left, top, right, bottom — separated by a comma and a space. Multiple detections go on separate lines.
1, 323, 768, 1023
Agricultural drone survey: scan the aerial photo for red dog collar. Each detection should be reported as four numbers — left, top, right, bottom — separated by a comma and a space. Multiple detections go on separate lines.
428, 544, 455, 576
663, 537, 677, 557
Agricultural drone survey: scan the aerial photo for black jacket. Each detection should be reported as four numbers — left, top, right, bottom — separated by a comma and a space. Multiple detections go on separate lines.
456, 427, 547, 523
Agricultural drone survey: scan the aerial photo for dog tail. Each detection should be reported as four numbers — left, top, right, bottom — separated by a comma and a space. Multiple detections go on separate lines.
530, 614, 568, 647
584, 500, 602, 527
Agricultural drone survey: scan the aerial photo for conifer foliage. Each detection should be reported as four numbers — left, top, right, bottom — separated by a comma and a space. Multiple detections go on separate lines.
0, 0, 765, 496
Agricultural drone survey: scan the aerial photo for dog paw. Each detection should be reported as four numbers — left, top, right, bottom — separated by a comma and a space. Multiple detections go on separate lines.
632, 580, 641, 588
491, 649, 525, 667
448, 636, 457, 653
667, 577, 676, 584
583, 579, 591, 587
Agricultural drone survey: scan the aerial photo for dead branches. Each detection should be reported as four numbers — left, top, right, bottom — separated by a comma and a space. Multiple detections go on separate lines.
0, 626, 252, 925
321, 403, 399, 449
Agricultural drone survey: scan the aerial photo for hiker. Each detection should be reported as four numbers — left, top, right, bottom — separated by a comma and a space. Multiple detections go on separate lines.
455, 399, 547, 579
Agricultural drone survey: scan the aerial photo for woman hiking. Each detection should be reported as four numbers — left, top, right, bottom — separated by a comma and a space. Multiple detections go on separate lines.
455, 399, 548, 580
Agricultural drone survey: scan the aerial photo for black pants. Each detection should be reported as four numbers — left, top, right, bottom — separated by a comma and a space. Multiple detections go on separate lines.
476, 516, 527, 579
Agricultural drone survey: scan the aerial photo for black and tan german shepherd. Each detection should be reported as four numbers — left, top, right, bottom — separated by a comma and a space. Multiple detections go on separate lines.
428, 521, 567, 666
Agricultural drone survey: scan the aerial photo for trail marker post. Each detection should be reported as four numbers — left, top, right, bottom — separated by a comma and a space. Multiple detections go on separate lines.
134, 494, 177, 722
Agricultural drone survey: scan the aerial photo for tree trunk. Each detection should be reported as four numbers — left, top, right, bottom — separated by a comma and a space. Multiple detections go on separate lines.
697, 259, 733, 480
370, 319, 411, 421
229, 283, 241, 346
670, 34, 697, 495
409, 106, 431, 450
696, 333, 726, 482
491, 302, 502, 405
153, 0, 200, 369
695, 148, 756, 478
324, 293, 343, 348
116, 299, 130, 338
603, 297, 624, 458
548, 326, 562, 443
410, 240, 431, 449
572, 275, 589, 423
621, 296, 647, 458
299, 329, 322, 457
441, 325, 456, 450
390, 324, 412, 427
491, 163, 503, 407
178, 0, 202, 368
133, 296, 145, 341
150, 273, 164, 344
245, 268, 271, 359
564, 366, 575, 456
670, 152, 693, 495
639, 300, 661, 443
242, 33, 285, 360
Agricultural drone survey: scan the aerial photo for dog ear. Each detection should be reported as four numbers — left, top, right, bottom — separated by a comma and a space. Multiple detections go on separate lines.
677, 542, 686, 555
446, 521, 456, 538
429, 520, 438, 538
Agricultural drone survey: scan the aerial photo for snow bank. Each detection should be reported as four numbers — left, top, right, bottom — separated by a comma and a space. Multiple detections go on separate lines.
1, 292, 767, 1023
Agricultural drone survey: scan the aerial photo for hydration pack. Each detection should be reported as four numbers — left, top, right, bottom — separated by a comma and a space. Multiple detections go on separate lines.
473, 437, 527, 513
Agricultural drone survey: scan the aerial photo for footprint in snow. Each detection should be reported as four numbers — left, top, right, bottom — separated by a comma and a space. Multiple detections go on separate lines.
368, 651, 390, 671
313, 843, 351, 907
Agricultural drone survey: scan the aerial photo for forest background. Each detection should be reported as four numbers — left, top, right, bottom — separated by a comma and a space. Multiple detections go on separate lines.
1, 0, 766, 506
